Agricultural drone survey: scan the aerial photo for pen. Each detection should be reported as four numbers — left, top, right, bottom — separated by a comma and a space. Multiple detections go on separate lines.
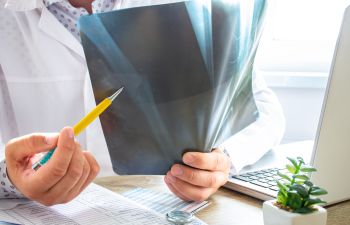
32, 87, 124, 171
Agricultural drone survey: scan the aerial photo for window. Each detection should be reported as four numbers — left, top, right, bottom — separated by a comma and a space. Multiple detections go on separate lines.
255, 0, 350, 88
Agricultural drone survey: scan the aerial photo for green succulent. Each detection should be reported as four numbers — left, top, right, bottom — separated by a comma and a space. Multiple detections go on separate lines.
275, 157, 328, 214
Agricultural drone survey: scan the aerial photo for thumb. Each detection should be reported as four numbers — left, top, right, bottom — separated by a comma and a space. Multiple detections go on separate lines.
5, 133, 58, 161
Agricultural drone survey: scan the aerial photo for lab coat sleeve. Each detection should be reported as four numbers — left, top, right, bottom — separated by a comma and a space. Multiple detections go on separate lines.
0, 64, 24, 199
0, 160, 24, 198
220, 71, 286, 174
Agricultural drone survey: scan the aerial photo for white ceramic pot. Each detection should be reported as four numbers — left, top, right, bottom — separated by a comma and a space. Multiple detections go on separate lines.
263, 200, 327, 225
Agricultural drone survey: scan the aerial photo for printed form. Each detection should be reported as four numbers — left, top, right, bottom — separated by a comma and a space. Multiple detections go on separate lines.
0, 184, 206, 225
122, 187, 209, 214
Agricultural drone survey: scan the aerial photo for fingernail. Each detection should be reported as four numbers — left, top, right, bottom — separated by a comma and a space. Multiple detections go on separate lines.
167, 174, 176, 183
183, 153, 194, 165
172, 166, 183, 176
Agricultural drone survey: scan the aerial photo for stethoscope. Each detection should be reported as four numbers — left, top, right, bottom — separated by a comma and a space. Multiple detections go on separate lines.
166, 210, 194, 224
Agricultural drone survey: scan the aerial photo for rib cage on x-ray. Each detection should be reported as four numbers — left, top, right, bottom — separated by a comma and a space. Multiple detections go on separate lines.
79, 0, 266, 174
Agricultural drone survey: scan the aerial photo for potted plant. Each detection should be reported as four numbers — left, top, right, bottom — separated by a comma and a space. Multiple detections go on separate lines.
263, 157, 328, 225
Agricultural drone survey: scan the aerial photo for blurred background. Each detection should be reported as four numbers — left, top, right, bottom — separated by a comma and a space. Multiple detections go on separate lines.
255, 0, 350, 143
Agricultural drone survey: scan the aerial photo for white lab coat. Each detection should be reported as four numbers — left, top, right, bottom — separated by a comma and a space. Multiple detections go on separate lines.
0, 0, 285, 177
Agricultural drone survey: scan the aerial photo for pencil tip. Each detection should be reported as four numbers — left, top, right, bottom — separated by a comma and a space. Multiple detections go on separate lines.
109, 86, 124, 101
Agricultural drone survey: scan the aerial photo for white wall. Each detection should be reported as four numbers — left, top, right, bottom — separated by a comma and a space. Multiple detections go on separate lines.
254, 0, 348, 146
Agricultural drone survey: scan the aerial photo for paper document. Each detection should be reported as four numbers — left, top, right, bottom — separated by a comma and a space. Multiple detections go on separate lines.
0, 184, 207, 225
123, 188, 210, 214
0, 199, 30, 210
0, 184, 168, 225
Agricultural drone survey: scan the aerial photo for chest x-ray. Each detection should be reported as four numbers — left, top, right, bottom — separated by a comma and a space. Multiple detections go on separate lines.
79, 0, 266, 175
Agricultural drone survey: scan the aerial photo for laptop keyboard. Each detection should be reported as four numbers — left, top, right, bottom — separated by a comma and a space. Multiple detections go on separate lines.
231, 168, 285, 192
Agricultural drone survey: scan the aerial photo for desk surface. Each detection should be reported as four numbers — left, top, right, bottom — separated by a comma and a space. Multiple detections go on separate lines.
94, 175, 350, 225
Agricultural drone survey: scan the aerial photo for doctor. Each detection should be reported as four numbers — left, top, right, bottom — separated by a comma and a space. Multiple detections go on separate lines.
0, 0, 285, 205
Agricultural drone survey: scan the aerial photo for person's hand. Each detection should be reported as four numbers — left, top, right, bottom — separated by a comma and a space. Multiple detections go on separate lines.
5, 127, 100, 206
165, 148, 231, 201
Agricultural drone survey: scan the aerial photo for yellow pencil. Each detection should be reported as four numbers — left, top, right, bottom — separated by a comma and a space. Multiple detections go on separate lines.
32, 87, 123, 171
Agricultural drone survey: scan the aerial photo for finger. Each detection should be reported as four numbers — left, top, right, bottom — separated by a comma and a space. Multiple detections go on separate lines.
39, 145, 85, 205
5, 133, 58, 161
33, 127, 76, 190
79, 151, 100, 192
166, 172, 197, 201
170, 164, 228, 188
182, 149, 231, 172
166, 173, 215, 202
164, 173, 191, 201
62, 157, 91, 204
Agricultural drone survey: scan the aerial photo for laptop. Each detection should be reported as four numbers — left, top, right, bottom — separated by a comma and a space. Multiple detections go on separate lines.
225, 5, 350, 206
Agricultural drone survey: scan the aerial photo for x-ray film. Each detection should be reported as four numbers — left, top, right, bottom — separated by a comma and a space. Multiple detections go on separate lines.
79, 0, 266, 174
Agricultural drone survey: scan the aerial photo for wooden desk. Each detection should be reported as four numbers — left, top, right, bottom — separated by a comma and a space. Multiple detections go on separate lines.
94, 176, 350, 225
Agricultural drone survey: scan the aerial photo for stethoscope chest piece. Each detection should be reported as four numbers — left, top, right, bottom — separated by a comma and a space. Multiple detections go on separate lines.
166, 210, 194, 224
